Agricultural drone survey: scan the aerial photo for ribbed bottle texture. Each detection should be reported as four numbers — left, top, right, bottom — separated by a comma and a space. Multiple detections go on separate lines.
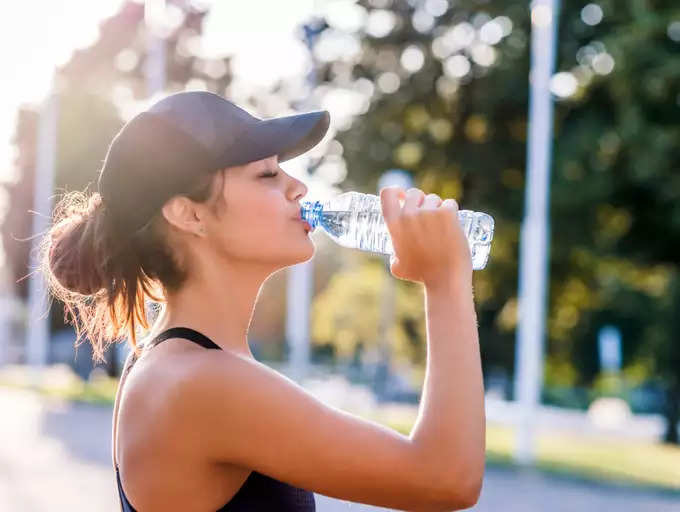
301, 191, 494, 270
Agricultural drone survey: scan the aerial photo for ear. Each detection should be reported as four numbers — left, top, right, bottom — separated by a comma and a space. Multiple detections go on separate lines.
161, 196, 206, 237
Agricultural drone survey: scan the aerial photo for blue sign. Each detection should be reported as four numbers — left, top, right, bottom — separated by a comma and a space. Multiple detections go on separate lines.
598, 325, 622, 372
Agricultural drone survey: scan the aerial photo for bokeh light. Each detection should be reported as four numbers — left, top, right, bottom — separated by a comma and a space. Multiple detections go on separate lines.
400, 45, 426, 73
377, 71, 400, 93
444, 54, 471, 78
581, 3, 604, 26
365, 9, 397, 38
551, 71, 579, 98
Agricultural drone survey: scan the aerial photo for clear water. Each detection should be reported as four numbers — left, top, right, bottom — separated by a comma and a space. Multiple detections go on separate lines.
301, 191, 495, 270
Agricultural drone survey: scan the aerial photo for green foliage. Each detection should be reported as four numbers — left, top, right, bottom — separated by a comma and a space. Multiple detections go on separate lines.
55, 91, 122, 194
311, 255, 425, 365
311, 0, 680, 436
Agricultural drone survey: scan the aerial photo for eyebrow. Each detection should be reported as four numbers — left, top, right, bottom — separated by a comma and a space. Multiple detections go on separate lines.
262, 156, 279, 169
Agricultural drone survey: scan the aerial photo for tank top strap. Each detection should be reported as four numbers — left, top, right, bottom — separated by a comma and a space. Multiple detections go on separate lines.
146, 327, 223, 351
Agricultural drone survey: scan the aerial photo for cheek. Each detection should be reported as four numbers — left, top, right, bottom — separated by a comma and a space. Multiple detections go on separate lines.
216, 190, 291, 254
249, 190, 288, 233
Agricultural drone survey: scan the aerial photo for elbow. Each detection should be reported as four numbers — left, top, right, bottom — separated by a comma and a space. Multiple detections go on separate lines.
443, 460, 485, 510
418, 445, 485, 511
454, 475, 483, 509
425, 482, 482, 512
438, 479, 482, 511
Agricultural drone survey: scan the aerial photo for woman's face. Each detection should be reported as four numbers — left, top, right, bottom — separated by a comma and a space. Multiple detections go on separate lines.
202, 154, 314, 271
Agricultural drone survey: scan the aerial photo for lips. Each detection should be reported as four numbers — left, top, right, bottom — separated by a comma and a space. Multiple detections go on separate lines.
292, 209, 312, 232
291, 214, 310, 230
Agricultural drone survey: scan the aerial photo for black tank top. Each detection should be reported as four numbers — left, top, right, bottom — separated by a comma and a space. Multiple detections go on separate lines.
115, 327, 316, 511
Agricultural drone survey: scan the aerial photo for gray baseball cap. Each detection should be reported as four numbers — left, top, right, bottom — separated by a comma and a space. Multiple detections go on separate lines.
97, 91, 330, 233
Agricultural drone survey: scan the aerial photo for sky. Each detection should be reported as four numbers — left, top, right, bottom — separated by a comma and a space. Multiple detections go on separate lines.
0, 0, 349, 198
0, 0, 543, 200
0, 0, 126, 183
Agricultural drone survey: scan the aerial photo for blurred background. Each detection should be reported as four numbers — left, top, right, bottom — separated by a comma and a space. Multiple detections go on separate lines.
0, 0, 679, 510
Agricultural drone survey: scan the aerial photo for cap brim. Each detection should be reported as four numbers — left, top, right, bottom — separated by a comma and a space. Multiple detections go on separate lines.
216, 110, 331, 167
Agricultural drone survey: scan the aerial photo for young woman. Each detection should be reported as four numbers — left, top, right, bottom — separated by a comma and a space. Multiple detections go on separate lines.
41, 91, 485, 511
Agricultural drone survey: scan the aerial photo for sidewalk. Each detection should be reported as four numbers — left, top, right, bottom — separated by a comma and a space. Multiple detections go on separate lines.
0, 386, 678, 511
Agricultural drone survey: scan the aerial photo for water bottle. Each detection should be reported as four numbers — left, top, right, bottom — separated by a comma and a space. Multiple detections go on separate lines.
300, 191, 495, 270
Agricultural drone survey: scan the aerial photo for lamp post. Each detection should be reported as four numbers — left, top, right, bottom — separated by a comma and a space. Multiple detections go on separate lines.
285, 20, 325, 383
0, 269, 13, 366
25, 77, 59, 371
513, 0, 560, 464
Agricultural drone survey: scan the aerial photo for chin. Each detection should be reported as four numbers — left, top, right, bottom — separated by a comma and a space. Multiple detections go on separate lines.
298, 240, 316, 263
285, 239, 316, 266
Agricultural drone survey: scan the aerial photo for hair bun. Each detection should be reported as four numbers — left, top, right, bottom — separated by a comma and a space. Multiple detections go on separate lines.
47, 192, 109, 295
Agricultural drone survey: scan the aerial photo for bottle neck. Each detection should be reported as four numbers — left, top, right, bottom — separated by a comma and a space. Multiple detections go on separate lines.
300, 200, 323, 230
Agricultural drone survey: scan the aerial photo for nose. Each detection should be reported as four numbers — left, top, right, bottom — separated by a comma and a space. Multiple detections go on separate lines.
288, 174, 308, 202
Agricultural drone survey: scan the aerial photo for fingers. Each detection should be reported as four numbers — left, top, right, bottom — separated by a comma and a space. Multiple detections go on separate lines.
421, 193, 442, 210
441, 198, 459, 211
403, 188, 426, 214
381, 186, 454, 221
380, 186, 405, 226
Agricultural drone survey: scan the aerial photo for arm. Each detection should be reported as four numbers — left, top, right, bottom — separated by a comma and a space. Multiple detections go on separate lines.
409, 278, 485, 508
172, 334, 482, 512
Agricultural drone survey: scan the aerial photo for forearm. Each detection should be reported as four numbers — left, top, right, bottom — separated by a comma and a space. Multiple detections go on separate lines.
409, 277, 485, 488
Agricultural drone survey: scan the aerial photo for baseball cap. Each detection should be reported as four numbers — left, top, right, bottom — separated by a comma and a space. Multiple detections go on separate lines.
97, 91, 330, 233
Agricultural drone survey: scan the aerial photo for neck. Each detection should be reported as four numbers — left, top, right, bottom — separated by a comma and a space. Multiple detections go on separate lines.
152, 252, 276, 359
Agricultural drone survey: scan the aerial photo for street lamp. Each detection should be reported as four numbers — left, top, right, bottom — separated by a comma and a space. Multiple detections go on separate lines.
285, 20, 326, 383
513, 0, 560, 465
25, 75, 59, 371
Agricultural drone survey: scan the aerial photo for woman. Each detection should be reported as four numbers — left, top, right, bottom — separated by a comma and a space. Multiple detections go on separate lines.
41, 91, 485, 511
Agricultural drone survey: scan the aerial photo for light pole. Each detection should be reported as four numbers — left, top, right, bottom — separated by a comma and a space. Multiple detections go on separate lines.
25, 76, 59, 371
0, 268, 13, 366
285, 20, 325, 383
513, 0, 560, 465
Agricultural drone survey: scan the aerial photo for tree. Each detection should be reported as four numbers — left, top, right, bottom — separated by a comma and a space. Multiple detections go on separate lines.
2, 0, 233, 373
309, 0, 680, 441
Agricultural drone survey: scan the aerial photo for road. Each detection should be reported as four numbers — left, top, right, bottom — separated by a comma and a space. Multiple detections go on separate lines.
0, 387, 678, 511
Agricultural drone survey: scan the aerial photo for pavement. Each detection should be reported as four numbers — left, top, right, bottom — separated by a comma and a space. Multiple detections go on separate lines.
0, 386, 678, 511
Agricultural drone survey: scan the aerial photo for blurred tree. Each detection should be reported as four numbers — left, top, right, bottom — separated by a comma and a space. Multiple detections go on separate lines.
310, 253, 425, 369
1, 109, 39, 300
2, 0, 233, 374
310, 0, 529, 384
550, 0, 680, 443
309, 0, 679, 441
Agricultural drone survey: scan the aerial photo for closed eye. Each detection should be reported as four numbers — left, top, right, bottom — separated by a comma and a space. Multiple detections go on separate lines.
260, 171, 279, 178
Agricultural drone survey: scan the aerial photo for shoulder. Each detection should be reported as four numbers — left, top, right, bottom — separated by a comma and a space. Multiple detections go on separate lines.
168, 349, 276, 407
119, 342, 243, 418
153, 347, 266, 415
119, 346, 247, 445
156, 349, 281, 456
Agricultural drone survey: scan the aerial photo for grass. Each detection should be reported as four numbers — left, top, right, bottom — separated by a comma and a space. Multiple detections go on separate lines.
379, 412, 680, 492
1, 364, 679, 492
0, 364, 118, 406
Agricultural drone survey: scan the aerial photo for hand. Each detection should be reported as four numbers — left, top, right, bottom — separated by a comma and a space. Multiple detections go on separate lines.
379, 186, 472, 287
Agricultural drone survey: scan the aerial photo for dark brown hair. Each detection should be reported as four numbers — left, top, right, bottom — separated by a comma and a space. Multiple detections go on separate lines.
40, 169, 226, 363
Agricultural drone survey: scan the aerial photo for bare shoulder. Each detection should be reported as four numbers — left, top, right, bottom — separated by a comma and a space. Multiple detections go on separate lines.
166, 350, 478, 511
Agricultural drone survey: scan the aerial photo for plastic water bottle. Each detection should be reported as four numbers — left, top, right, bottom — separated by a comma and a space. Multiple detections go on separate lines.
300, 191, 495, 270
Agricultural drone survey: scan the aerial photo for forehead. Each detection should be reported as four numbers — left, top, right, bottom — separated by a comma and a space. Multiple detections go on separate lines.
247, 155, 278, 170
224, 155, 278, 180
